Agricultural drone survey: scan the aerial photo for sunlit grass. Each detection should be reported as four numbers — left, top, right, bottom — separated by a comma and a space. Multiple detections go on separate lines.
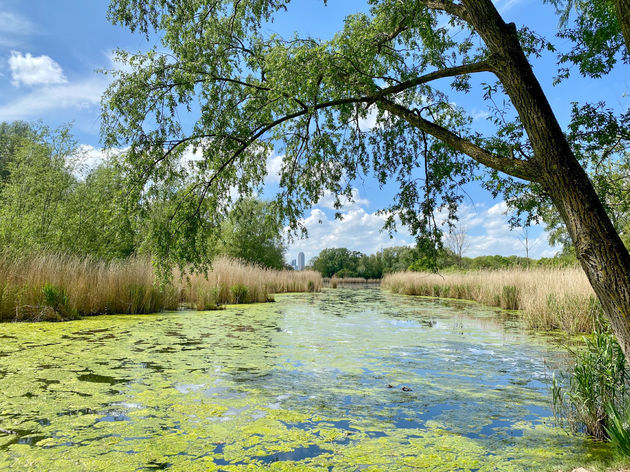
382, 268, 599, 333
0, 253, 321, 321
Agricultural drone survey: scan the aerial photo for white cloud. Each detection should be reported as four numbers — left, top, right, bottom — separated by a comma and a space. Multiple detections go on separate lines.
287, 206, 413, 264
9, 51, 67, 87
454, 202, 559, 259
0, 77, 107, 121
358, 106, 378, 131
0, 11, 33, 46
287, 192, 559, 264
0, 12, 33, 35
265, 153, 284, 184
72, 144, 127, 177
316, 188, 370, 211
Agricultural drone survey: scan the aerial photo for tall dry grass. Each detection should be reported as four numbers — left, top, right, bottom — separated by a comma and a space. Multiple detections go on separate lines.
179, 257, 322, 310
0, 254, 321, 322
382, 268, 600, 333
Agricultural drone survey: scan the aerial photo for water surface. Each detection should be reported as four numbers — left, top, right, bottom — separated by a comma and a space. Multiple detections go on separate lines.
0, 288, 609, 470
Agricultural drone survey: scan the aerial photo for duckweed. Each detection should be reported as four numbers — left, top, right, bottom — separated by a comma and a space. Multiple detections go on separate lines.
0, 289, 612, 470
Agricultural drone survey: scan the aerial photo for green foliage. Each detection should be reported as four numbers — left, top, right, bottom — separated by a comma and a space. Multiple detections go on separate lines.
41, 284, 75, 319
100, 0, 521, 271
606, 402, 630, 457
0, 121, 38, 181
552, 332, 630, 440
230, 284, 249, 304
546, 0, 629, 79
311, 248, 365, 278
0, 123, 140, 260
0, 125, 77, 255
218, 198, 286, 269
541, 103, 630, 252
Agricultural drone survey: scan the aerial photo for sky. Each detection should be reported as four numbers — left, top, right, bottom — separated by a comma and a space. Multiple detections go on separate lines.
0, 0, 628, 265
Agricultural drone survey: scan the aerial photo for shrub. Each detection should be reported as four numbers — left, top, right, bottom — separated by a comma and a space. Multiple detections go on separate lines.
552, 332, 630, 441
230, 284, 249, 304
41, 283, 76, 319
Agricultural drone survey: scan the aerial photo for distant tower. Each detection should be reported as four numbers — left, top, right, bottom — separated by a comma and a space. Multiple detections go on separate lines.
298, 252, 305, 270
291, 259, 297, 270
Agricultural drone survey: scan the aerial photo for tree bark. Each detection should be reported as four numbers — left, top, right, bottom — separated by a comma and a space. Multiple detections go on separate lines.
460, 0, 630, 358
613, 0, 630, 57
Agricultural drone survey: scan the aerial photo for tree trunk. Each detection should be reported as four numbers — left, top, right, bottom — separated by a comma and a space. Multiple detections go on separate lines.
613, 0, 630, 57
462, 0, 630, 358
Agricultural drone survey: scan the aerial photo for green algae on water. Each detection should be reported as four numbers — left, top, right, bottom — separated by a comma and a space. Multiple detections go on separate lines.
0, 289, 612, 471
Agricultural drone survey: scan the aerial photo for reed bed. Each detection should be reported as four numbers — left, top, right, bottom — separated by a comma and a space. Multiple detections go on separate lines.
0, 254, 321, 322
382, 268, 599, 333
180, 257, 322, 310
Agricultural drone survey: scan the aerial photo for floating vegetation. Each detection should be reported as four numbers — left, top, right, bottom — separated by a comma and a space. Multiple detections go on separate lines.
0, 289, 612, 470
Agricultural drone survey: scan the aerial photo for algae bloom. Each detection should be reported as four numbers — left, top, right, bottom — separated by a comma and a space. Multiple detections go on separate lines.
0, 288, 610, 470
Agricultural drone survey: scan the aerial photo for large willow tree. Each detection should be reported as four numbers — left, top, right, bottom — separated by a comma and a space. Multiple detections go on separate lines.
102, 0, 630, 358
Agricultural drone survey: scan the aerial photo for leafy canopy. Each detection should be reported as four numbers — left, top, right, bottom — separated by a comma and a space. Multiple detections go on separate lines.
102, 0, 573, 272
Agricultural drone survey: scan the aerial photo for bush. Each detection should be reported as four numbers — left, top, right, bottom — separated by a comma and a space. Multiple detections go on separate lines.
552, 332, 630, 441
230, 284, 249, 303
41, 283, 76, 319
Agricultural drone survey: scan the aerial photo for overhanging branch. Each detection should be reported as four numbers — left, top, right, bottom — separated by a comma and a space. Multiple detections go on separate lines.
378, 98, 539, 181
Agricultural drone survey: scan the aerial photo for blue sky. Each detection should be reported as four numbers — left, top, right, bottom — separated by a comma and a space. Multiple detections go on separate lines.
1, 0, 628, 264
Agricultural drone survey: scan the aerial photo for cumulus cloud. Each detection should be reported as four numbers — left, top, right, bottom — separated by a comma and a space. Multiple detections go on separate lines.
0, 76, 107, 121
454, 202, 559, 259
316, 188, 370, 210
286, 206, 413, 264
72, 144, 128, 177
9, 51, 67, 87
287, 191, 559, 264
265, 153, 284, 184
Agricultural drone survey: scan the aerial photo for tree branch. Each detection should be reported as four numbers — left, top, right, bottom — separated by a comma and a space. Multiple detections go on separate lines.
369, 58, 495, 100
377, 98, 540, 181
421, 0, 468, 22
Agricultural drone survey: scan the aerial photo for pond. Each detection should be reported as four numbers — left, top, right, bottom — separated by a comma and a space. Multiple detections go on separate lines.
0, 288, 610, 471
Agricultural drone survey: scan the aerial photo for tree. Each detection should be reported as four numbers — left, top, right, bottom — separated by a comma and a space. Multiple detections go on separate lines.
540, 105, 630, 253
546, 0, 629, 78
0, 121, 38, 182
218, 197, 286, 269
0, 124, 141, 259
103, 1, 630, 359
446, 223, 469, 268
378, 246, 418, 274
311, 248, 363, 278
0, 125, 77, 254
64, 163, 140, 259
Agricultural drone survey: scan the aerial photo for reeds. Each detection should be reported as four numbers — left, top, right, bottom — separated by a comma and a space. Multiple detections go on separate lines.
0, 253, 321, 321
382, 268, 599, 333
178, 256, 322, 310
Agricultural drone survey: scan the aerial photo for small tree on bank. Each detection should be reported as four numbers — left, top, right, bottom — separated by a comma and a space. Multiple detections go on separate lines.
103, 0, 630, 361
446, 224, 469, 268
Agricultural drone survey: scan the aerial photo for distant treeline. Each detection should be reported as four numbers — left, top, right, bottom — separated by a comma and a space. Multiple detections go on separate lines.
309, 246, 578, 279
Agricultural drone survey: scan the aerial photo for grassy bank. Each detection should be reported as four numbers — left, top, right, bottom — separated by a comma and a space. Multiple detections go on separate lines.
0, 254, 321, 321
382, 268, 599, 333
